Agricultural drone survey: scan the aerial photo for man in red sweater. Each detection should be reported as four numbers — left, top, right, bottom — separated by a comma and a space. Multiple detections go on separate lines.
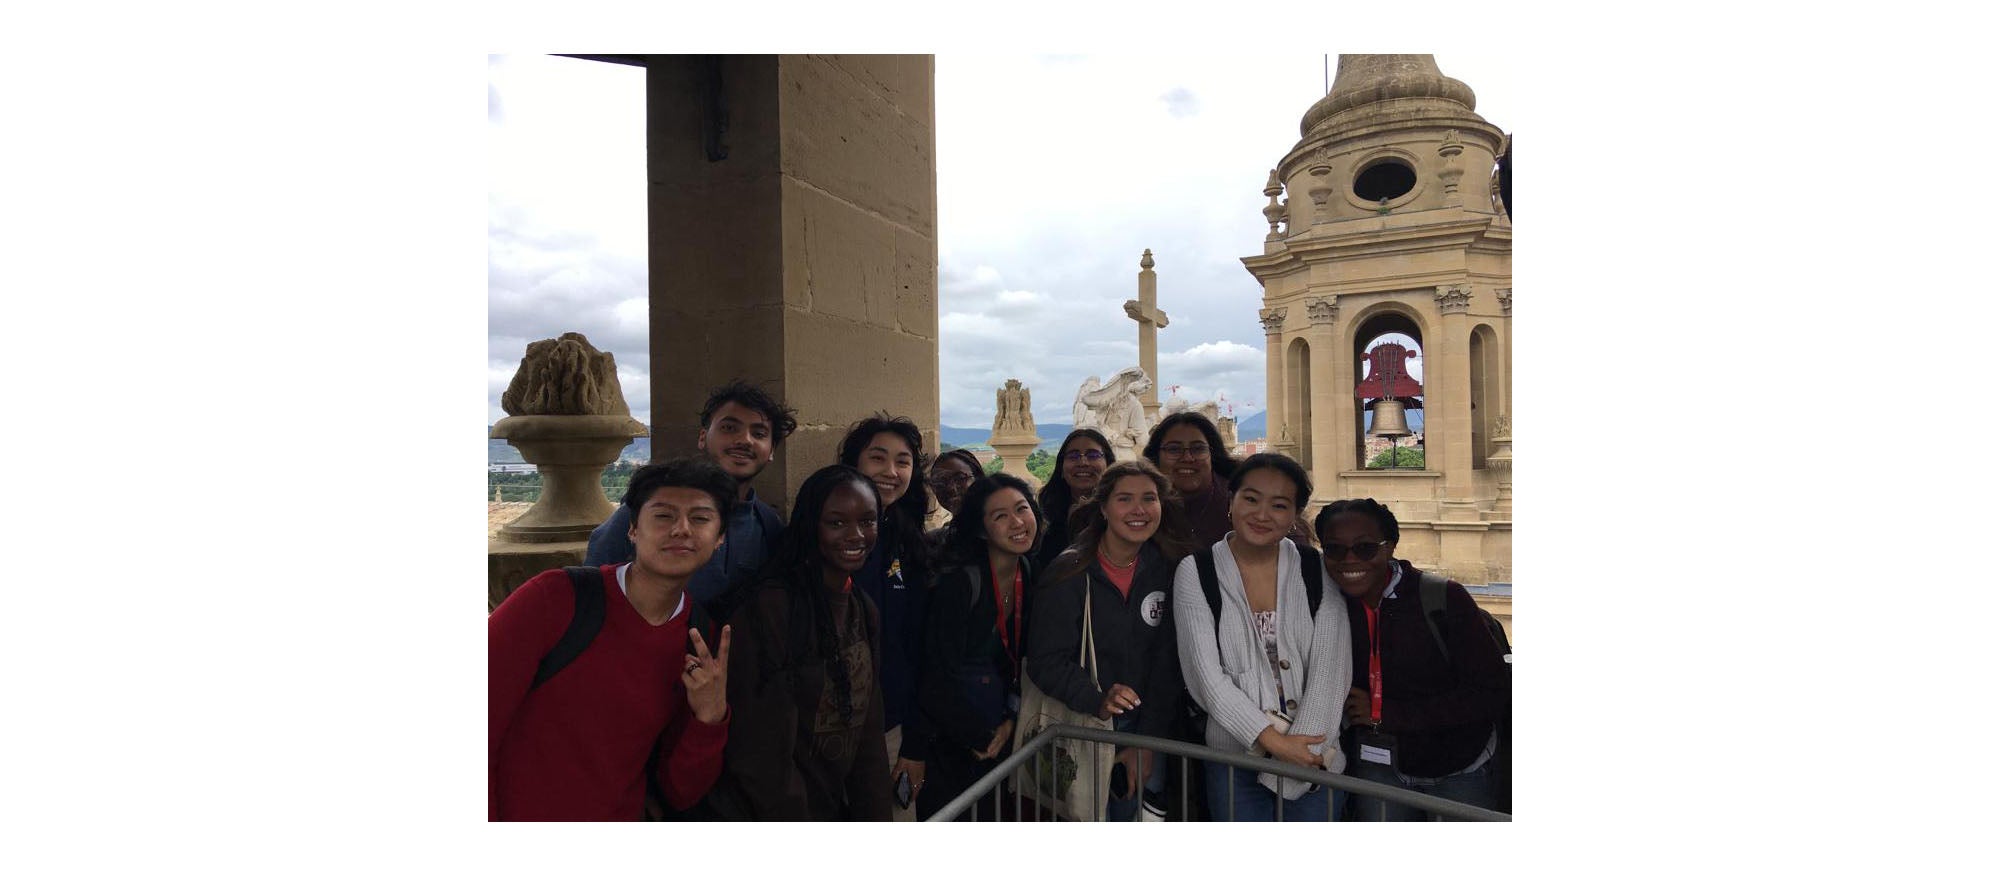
489, 458, 737, 821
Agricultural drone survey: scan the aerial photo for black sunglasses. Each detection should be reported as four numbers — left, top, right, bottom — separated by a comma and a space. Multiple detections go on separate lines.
1323, 540, 1389, 561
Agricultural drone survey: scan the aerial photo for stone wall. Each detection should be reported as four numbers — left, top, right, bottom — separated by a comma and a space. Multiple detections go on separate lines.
646, 56, 939, 516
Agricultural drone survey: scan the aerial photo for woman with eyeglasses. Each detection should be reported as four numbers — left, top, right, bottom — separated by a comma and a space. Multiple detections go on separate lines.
1316, 498, 1508, 820
1033, 428, 1114, 572
1143, 412, 1311, 550
1174, 453, 1350, 821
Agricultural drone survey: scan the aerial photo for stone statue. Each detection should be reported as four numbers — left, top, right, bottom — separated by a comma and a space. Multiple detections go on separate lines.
1072, 366, 1154, 453
1162, 395, 1223, 426
499, 331, 633, 417
993, 378, 1035, 435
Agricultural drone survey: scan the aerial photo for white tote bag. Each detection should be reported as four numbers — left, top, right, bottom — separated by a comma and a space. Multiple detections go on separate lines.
1012, 582, 1115, 821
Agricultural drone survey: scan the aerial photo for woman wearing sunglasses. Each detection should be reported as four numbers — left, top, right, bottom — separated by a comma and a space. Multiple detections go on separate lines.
1033, 428, 1114, 571
1316, 498, 1508, 820
1174, 453, 1350, 821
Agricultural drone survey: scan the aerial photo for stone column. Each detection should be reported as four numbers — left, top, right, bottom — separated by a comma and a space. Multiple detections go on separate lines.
1126, 249, 1169, 424
646, 55, 939, 514
1305, 296, 1340, 489
1260, 307, 1293, 460
1433, 283, 1478, 521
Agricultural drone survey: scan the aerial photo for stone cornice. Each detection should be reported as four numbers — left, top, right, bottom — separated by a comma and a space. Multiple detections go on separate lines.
1242, 213, 1507, 279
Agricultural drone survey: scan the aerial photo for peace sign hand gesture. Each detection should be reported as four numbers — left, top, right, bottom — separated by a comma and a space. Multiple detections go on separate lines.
683, 625, 731, 725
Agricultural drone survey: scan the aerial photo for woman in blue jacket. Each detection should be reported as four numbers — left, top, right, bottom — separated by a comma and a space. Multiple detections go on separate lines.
836, 413, 935, 813
914, 473, 1044, 820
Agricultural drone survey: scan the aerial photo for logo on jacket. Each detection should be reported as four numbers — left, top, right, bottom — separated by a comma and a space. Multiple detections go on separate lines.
1141, 591, 1166, 627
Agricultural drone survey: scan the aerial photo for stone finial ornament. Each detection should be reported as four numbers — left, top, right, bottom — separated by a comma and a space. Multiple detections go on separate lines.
1306, 164, 1334, 223
499, 332, 633, 417
1140, 248, 1155, 270
1438, 129, 1466, 205
1262, 168, 1287, 240
993, 378, 1036, 435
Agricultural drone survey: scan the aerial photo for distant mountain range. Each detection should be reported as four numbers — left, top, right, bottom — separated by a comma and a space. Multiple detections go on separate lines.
938, 410, 1272, 452
491, 408, 1420, 465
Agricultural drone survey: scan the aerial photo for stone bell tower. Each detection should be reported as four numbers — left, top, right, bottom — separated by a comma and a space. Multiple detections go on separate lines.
1243, 54, 1511, 585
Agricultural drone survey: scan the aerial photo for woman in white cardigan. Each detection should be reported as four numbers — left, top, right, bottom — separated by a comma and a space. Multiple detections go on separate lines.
1173, 453, 1352, 821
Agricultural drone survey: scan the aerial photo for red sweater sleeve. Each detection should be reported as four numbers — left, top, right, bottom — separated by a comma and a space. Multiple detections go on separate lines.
487, 570, 571, 820
654, 697, 730, 810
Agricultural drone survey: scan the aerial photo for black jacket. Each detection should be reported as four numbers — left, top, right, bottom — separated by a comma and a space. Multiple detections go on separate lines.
1025, 541, 1182, 742
919, 557, 1036, 754
1341, 561, 1509, 778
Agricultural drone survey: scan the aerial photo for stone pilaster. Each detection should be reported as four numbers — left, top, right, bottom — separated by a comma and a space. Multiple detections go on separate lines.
1261, 307, 1293, 460
1305, 297, 1339, 485
1432, 283, 1478, 523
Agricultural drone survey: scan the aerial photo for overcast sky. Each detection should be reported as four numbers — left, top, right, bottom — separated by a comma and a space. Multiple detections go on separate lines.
489, 54, 1510, 430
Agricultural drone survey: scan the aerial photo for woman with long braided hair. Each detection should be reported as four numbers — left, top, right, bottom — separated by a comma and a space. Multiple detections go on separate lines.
705, 464, 893, 820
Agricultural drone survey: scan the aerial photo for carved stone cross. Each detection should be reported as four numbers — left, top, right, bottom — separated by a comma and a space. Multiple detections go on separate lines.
1124, 248, 1170, 422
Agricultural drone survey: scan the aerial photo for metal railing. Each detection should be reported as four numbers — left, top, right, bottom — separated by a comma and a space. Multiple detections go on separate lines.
927, 723, 1508, 822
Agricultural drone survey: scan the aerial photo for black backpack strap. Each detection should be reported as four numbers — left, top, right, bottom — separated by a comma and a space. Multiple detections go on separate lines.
1297, 546, 1323, 619
1193, 546, 1223, 639
1416, 571, 1452, 662
532, 566, 608, 689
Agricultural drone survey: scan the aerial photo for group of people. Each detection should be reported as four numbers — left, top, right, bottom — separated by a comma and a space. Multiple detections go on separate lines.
489, 380, 1510, 822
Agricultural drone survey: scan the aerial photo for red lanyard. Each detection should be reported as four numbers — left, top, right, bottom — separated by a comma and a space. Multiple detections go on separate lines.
1364, 601, 1383, 724
990, 561, 1023, 666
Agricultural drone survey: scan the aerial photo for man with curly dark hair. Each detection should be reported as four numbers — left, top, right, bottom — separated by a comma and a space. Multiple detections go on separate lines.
586, 379, 799, 608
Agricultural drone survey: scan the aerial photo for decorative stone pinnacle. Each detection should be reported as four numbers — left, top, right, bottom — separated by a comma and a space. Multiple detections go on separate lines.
1305, 296, 1338, 324
1263, 168, 1283, 197
1259, 307, 1287, 334
1140, 249, 1154, 270
1496, 287, 1512, 315
1435, 283, 1472, 314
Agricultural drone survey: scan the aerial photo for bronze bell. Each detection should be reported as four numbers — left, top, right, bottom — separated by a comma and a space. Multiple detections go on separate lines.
1368, 397, 1413, 438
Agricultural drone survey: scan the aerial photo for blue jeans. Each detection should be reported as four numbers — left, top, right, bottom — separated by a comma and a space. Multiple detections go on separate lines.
1346, 758, 1496, 821
1103, 714, 1167, 821
1202, 760, 1342, 822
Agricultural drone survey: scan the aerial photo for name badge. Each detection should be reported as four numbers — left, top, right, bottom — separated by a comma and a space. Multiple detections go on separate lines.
1356, 727, 1397, 767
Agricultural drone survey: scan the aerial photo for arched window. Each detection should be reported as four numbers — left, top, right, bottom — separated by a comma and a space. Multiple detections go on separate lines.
1353, 313, 1424, 469
1286, 337, 1312, 470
